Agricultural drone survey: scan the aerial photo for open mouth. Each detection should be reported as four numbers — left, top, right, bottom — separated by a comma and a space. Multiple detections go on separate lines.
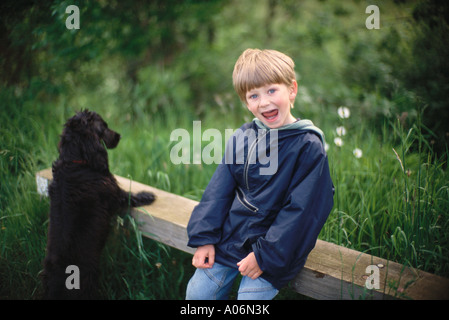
262, 109, 279, 122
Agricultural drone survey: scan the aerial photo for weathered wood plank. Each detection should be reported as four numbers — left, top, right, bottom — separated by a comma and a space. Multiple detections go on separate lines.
36, 168, 449, 300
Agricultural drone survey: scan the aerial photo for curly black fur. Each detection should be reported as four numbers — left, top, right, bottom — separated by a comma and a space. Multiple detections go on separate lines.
42, 110, 155, 299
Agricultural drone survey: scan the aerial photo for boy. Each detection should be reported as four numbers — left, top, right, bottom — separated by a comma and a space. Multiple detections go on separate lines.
186, 49, 334, 300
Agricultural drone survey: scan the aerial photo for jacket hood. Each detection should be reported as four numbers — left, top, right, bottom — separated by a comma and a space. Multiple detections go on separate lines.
253, 118, 325, 144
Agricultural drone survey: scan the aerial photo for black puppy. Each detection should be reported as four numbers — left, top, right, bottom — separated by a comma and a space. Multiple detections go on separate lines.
42, 110, 155, 299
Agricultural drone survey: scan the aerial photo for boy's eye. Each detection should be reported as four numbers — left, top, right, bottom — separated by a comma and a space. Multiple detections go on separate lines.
248, 93, 258, 100
268, 88, 276, 94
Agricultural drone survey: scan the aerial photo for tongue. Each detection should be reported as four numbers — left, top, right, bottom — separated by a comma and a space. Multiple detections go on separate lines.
263, 110, 278, 118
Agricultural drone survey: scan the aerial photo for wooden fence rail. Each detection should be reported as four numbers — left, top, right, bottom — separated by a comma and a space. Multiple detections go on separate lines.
36, 168, 449, 300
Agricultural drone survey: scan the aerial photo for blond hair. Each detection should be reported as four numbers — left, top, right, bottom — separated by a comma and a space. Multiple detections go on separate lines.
232, 49, 296, 102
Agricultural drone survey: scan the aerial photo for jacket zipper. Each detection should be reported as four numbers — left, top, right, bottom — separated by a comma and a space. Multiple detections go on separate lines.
236, 187, 258, 213
243, 129, 269, 191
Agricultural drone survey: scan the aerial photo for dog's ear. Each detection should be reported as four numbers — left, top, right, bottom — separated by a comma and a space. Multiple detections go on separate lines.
80, 132, 109, 172
57, 117, 82, 161
81, 111, 110, 172
58, 112, 87, 157
87, 138, 109, 171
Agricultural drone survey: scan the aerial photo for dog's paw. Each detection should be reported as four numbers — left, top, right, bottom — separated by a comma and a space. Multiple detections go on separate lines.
133, 191, 156, 206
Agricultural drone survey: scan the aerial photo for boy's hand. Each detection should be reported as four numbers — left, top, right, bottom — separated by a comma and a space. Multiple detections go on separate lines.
192, 244, 215, 269
237, 252, 263, 279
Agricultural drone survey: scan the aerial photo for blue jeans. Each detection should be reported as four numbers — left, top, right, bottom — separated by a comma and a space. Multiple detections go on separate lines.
186, 262, 279, 300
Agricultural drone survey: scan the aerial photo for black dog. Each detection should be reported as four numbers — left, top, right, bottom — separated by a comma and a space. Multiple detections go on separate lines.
42, 110, 155, 299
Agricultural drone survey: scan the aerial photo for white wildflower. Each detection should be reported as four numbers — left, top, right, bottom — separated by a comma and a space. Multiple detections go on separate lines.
336, 126, 346, 136
353, 148, 363, 158
337, 106, 350, 119
334, 137, 343, 147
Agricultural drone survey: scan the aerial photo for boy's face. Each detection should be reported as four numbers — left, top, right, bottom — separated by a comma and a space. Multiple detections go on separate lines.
245, 81, 298, 129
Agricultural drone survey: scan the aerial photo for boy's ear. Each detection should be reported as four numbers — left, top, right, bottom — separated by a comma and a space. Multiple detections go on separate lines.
289, 80, 298, 101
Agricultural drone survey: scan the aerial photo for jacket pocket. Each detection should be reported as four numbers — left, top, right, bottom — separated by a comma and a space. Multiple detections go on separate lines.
236, 187, 258, 213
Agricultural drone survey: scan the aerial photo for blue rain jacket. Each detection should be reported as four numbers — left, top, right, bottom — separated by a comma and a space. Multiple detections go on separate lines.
187, 119, 334, 289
